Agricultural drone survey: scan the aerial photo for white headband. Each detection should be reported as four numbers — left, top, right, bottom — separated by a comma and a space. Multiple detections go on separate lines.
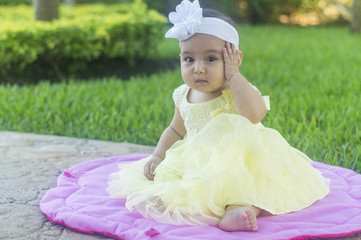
165, 0, 239, 49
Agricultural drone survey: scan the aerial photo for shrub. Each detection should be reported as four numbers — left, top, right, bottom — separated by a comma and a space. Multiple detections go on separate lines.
0, 0, 121, 5
75, 0, 125, 4
0, 0, 30, 5
0, 1, 167, 82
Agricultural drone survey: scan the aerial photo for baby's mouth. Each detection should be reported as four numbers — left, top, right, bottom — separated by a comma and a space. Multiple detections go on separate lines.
195, 79, 208, 84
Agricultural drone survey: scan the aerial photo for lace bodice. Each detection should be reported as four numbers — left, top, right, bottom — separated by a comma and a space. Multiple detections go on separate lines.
173, 84, 237, 136
172, 84, 270, 137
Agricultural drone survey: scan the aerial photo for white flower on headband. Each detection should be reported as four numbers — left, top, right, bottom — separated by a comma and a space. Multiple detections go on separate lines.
165, 0, 203, 41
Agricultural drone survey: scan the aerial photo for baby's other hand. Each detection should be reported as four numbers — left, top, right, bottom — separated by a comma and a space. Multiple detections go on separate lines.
223, 42, 242, 81
144, 155, 163, 180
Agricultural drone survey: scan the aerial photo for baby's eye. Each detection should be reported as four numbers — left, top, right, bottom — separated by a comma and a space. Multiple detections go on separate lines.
207, 56, 217, 62
184, 57, 194, 63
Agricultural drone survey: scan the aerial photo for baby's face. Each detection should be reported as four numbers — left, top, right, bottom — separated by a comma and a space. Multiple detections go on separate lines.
180, 33, 228, 94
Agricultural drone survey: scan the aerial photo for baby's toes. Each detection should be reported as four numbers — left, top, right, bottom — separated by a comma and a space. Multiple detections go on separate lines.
242, 213, 251, 230
246, 211, 258, 231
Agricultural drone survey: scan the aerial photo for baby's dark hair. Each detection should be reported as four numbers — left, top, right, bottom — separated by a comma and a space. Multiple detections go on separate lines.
202, 8, 236, 28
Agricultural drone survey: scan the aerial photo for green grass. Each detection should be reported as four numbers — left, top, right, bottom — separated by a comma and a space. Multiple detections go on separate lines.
0, 25, 360, 173
0, 71, 181, 145
239, 26, 361, 172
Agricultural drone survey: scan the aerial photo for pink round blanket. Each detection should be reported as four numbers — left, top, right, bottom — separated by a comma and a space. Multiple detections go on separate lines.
40, 154, 361, 240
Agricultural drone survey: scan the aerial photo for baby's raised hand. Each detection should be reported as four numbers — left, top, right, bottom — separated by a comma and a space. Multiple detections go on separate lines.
223, 42, 242, 81
144, 155, 163, 180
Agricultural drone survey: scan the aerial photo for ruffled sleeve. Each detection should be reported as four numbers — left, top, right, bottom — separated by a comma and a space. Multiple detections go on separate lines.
172, 84, 188, 109
262, 96, 271, 110
249, 83, 271, 110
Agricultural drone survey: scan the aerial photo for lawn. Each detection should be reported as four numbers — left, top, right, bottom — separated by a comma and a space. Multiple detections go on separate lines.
0, 25, 360, 173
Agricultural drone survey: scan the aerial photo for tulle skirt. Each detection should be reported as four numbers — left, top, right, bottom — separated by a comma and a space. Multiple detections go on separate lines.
107, 113, 330, 225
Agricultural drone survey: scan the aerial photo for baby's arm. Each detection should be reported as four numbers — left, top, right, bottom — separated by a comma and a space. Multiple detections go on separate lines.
144, 107, 186, 180
223, 42, 267, 123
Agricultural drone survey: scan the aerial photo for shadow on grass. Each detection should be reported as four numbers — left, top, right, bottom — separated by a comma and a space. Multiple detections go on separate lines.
0, 57, 179, 85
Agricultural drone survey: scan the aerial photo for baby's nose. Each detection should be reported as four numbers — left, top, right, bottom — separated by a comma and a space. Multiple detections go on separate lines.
194, 60, 205, 73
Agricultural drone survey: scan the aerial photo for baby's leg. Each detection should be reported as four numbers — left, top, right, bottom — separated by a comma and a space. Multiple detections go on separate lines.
218, 204, 261, 232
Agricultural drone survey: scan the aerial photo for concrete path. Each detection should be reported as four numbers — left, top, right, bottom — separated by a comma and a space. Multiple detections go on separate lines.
0, 131, 360, 240
0, 131, 154, 240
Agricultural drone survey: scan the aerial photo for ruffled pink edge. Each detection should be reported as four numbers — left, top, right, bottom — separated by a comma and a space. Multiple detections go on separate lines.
291, 230, 361, 240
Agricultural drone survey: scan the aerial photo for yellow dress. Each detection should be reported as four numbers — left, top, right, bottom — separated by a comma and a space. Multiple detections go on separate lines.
107, 84, 330, 226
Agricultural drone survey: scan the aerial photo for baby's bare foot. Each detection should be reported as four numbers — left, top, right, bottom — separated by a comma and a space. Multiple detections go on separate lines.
218, 205, 259, 232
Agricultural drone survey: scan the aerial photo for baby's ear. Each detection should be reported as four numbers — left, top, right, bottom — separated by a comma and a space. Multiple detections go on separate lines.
238, 51, 243, 67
